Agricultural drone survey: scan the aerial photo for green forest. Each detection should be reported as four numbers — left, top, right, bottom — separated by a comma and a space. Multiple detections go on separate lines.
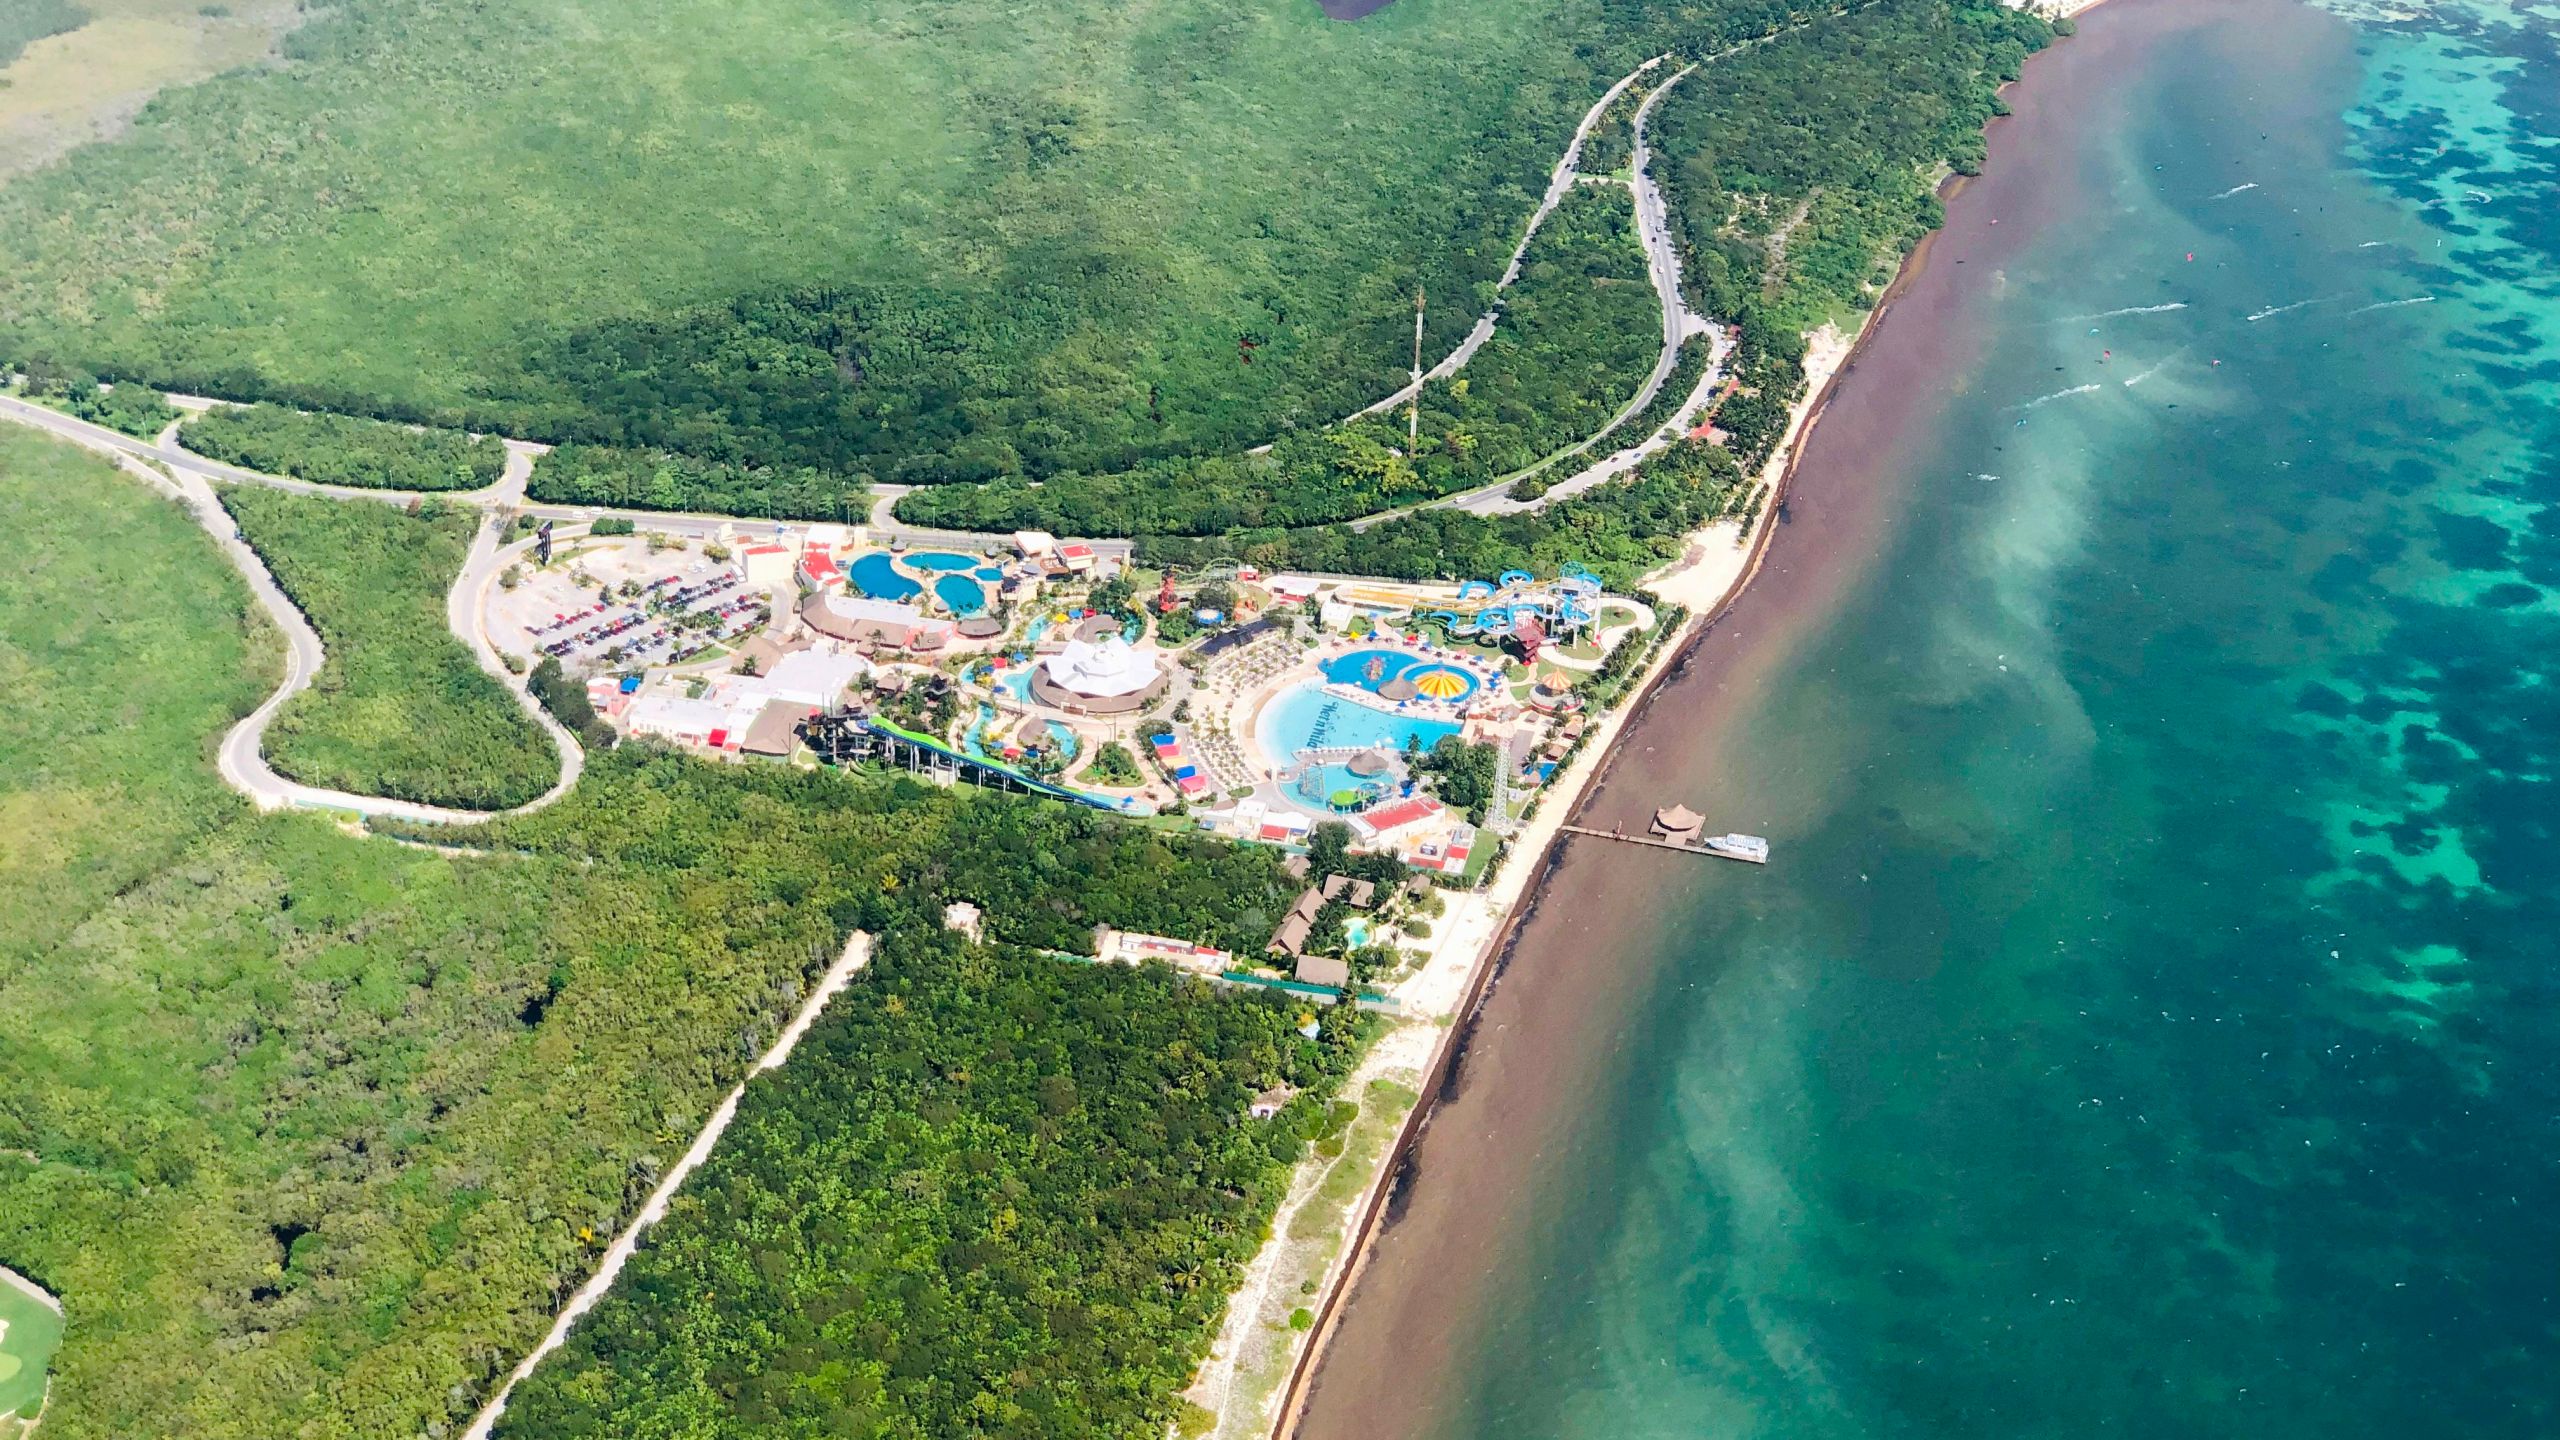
7, 353, 176, 438
181, 404, 508, 491
1134, 0, 2049, 579
215, 486, 561, 809
893, 185, 1660, 536
1140, 434, 1757, 587
492, 936, 1362, 1440
2, 434, 1354, 1440
526, 443, 871, 521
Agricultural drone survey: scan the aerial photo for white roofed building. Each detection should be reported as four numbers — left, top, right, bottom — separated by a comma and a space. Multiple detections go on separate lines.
746, 649, 869, 709
1030, 635, 1168, 714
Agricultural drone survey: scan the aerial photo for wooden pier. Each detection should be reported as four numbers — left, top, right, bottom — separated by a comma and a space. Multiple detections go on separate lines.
1560, 823, 1770, 865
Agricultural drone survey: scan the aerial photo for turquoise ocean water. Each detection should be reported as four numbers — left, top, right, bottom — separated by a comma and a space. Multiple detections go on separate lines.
1369, 1, 2560, 1434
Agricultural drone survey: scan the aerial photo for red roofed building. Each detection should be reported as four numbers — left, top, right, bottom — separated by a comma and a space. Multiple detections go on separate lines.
798, 546, 842, 589
1355, 795, 1443, 839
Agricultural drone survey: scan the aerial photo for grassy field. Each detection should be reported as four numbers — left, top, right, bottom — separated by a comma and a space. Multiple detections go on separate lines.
0, 1270, 63, 1426
0, 427, 271, 961
214, 486, 559, 809
0, 0, 300, 183
0, 0, 1639, 478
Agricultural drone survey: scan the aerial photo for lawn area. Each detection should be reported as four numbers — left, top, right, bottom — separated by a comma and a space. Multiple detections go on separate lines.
0, 1271, 62, 1427
214, 486, 560, 809
1, 429, 1342, 1440
0, 0, 1646, 481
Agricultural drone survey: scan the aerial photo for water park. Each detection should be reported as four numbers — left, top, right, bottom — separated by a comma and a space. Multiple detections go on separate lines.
494, 518, 1660, 854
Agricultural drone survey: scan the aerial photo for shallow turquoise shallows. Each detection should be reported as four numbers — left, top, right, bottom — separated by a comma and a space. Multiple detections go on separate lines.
1375, 3, 2560, 1437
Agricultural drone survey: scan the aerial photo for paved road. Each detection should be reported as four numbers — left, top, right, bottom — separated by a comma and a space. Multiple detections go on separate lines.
1347, 53, 1671, 424
1346, 66, 1726, 531
4, 395, 581, 822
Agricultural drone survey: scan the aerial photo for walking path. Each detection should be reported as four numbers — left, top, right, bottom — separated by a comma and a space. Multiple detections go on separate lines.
459, 930, 876, 1440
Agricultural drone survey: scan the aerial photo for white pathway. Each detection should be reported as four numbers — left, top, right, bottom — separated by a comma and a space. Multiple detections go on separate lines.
459, 930, 875, 1440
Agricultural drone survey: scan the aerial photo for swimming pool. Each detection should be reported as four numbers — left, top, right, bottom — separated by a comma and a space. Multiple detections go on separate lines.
904, 551, 983, 572
974, 566, 1004, 582
965, 704, 1079, 762
847, 552, 920, 602
1257, 684, 1458, 769
1321, 647, 1482, 703
935, 575, 987, 617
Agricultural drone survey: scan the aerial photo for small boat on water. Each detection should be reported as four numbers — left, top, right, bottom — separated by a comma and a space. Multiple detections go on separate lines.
1702, 833, 1770, 864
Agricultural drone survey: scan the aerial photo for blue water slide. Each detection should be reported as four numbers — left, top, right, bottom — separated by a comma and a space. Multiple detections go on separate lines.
1497, 569, 1535, 591
1475, 606, 1516, 635
1455, 579, 1496, 602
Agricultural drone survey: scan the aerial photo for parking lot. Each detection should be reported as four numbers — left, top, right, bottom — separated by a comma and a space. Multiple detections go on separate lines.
488, 537, 773, 674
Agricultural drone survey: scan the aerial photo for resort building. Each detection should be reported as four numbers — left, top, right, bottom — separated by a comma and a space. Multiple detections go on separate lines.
737, 543, 795, 589
624, 694, 753, 750
737, 702, 815, 759
1093, 927, 1230, 975
744, 648, 870, 710
797, 546, 843, 590
1293, 955, 1352, 989
798, 592, 952, 653
944, 901, 985, 942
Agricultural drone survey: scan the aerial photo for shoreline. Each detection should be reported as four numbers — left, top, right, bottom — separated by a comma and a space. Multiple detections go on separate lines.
1236, 11, 2100, 1436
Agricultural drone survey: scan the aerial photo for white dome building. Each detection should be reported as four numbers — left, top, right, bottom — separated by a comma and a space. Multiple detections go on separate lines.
1031, 636, 1168, 714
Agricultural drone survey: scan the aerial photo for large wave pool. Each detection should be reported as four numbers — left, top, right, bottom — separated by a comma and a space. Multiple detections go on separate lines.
1257, 684, 1458, 770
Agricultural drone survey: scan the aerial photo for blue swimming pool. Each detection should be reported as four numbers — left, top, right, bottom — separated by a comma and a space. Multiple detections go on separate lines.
1321, 647, 1481, 703
847, 552, 920, 602
974, 566, 1004, 582
965, 703, 1079, 762
905, 551, 983, 572
1257, 684, 1458, 768
935, 575, 987, 617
